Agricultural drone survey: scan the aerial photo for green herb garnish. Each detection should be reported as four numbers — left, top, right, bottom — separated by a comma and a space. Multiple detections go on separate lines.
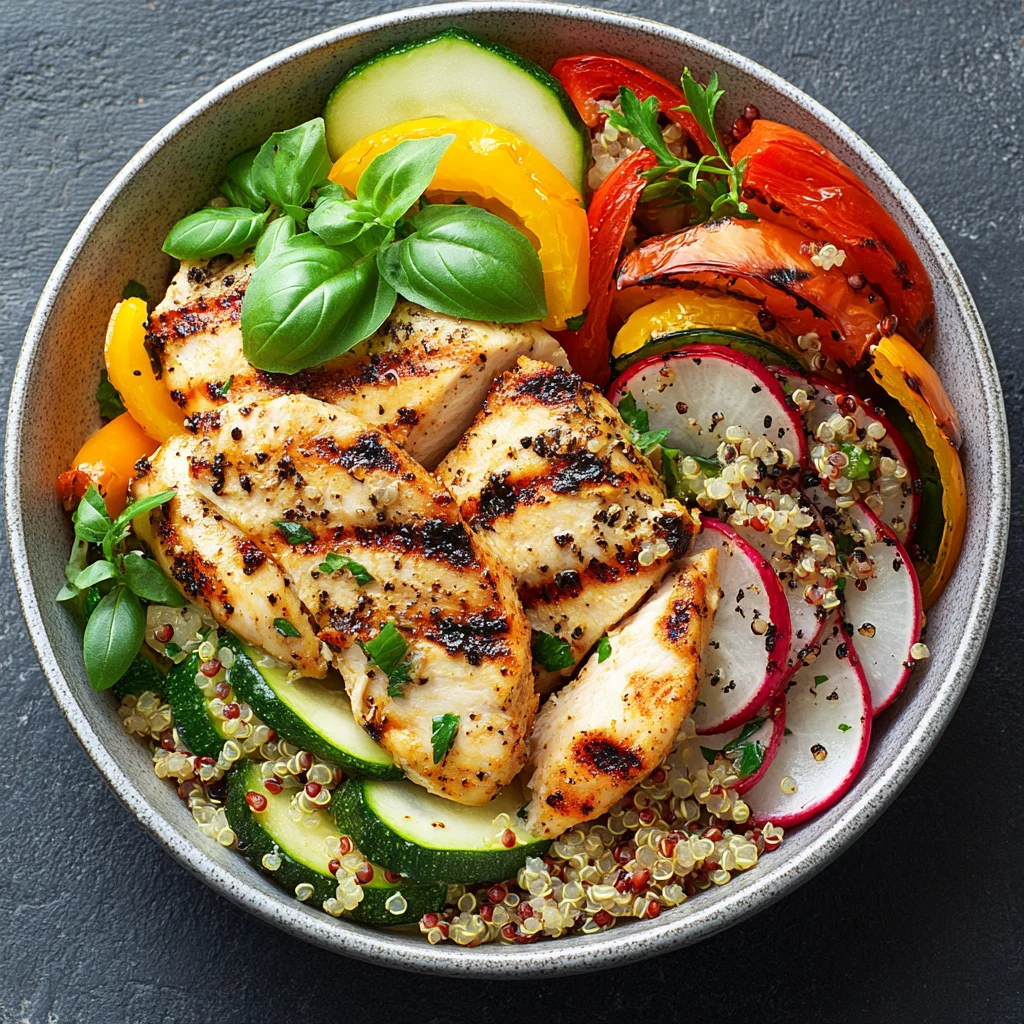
96, 370, 126, 421
430, 712, 460, 764
121, 280, 149, 301
318, 552, 374, 586
838, 443, 877, 480
837, 723, 852, 733
616, 392, 670, 454
362, 621, 414, 697
209, 375, 234, 399
531, 631, 574, 672
700, 716, 767, 779
273, 618, 302, 638
597, 636, 612, 663
814, 674, 829, 687
273, 520, 316, 545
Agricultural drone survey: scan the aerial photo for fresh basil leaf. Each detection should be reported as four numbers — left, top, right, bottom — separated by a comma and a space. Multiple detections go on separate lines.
122, 553, 185, 605
597, 635, 612, 662
253, 214, 297, 266
616, 392, 649, 434
356, 134, 455, 227
55, 583, 80, 603
252, 118, 332, 217
83, 585, 145, 691
318, 552, 374, 586
121, 280, 149, 301
273, 617, 302, 638
162, 206, 269, 260
109, 489, 177, 542
531, 630, 574, 672
308, 194, 377, 245
74, 560, 119, 589
96, 370, 126, 421
219, 148, 266, 211
379, 205, 546, 323
273, 519, 316, 545
242, 237, 397, 373
73, 486, 112, 544
431, 712, 460, 764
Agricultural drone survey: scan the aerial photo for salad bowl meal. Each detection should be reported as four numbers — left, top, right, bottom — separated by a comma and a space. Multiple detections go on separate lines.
6, 2, 1008, 976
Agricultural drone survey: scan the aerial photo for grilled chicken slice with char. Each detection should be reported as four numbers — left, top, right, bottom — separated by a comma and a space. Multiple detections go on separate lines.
437, 358, 699, 692
525, 549, 719, 838
172, 393, 535, 804
147, 257, 567, 468
134, 440, 329, 677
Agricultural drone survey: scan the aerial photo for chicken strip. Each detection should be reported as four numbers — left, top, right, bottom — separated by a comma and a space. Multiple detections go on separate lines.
147, 257, 567, 468
178, 394, 535, 804
525, 549, 719, 838
134, 439, 329, 677
437, 358, 699, 692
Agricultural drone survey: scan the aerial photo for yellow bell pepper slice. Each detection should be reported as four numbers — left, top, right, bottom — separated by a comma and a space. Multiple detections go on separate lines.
613, 292, 798, 362
868, 334, 966, 608
104, 297, 186, 442
330, 118, 589, 331
56, 413, 159, 518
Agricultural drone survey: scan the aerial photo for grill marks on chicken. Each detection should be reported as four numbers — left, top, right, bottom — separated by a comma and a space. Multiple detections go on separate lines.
167, 394, 535, 804
147, 257, 568, 468
526, 549, 719, 838
438, 358, 699, 692
134, 440, 329, 677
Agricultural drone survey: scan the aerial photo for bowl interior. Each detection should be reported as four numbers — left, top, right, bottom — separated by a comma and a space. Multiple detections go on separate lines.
5, 2, 1007, 977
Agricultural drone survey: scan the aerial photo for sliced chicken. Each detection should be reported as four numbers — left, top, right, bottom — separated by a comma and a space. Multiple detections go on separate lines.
147, 257, 567, 468
133, 439, 329, 677
172, 393, 534, 804
437, 357, 699, 692
526, 549, 719, 838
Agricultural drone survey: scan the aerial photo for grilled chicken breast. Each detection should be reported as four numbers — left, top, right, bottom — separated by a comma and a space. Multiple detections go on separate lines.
437, 358, 699, 691
171, 393, 534, 804
525, 549, 719, 838
134, 440, 329, 677
147, 257, 567, 468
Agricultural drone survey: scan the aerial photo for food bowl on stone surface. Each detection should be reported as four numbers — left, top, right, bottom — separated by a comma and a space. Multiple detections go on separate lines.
4, 1, 1008, 977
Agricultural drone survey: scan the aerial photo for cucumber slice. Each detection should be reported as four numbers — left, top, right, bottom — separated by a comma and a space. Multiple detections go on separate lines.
221, 632, 400, 779
227, 763, 445, 924
612, 329, 802, 376
325, 29, 588, 192
164, 652, 224, 758
332, 777, 550, 884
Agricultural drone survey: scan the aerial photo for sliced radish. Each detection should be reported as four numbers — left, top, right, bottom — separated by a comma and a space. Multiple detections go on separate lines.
695, 694, 786, 794
775, 367, 920, 543
841, 502, 923, 714
689, 518, 792, 734
608, 345, 808, 465
745, 616, 871, 827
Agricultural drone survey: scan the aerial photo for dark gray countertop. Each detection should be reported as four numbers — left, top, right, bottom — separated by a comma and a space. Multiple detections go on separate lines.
1, 1, 1021, 1021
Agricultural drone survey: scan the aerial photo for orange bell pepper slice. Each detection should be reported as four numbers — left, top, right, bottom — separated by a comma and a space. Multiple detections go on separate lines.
331, 118, 589, 331
56, 413, 159, 518
104, 297, 185, 442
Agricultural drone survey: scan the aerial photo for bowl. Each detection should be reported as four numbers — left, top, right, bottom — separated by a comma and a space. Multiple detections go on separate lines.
4, 1, 1009, 977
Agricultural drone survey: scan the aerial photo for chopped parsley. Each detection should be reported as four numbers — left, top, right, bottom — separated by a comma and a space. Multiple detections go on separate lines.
700, 716, 767, 779
362, 621, 413, 697
814, 674, 829, 687
597, 635, 612, 663
531, 630, 574, 672
430, 712, 460, 764
837, 723, 853, 732
273, 617, 301, 638
96, 370, 126, 421
273, 520, 316, 545
839, 443, 877, 480
318, 552, 374, 586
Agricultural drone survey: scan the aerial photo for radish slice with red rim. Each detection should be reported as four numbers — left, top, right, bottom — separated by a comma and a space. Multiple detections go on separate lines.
608, 345, 808, 466
745, 616, 871, 827
774, 367, 920, 543
690, 517, 792, 734
838, 502, 923, 714
695, 694, 786, 794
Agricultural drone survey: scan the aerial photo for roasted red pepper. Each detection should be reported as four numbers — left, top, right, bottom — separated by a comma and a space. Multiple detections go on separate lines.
732, 120, 934, 348
554, 148, 657, 386
616, 217, 890, 368
552, 54, 715, 157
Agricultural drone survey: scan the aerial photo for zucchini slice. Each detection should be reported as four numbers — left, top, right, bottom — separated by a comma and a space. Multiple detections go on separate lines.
332, 777, 550, 884
612, 329, 802, 376
164, 652, 225, 758
112, 651, 165, 700
221, 633, 400, 779
325, 28, 589, 192
227, 763, 445, 925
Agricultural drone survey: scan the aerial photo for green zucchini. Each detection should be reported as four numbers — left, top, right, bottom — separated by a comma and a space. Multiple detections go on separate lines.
112, 651, 165, 700
227, 763, 446, 925
332, 777, 550, 884
221, 632, 400, 779
325, 28, 589, 192
164, 652, 224, 758
612, 329, 802, 376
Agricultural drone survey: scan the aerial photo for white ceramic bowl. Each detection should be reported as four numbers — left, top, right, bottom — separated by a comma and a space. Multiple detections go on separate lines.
4, 2, 1009, 977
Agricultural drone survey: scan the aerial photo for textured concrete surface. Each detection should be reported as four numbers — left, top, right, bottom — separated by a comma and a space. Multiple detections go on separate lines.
1, 1, 1021, 1021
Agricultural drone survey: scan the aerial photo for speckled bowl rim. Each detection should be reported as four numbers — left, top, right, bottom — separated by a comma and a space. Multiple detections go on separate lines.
5, 1, 1009, 977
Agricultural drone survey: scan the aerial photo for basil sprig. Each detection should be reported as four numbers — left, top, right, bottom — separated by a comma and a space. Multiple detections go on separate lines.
57, 485, 182, 692
161, 118, 548, 375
